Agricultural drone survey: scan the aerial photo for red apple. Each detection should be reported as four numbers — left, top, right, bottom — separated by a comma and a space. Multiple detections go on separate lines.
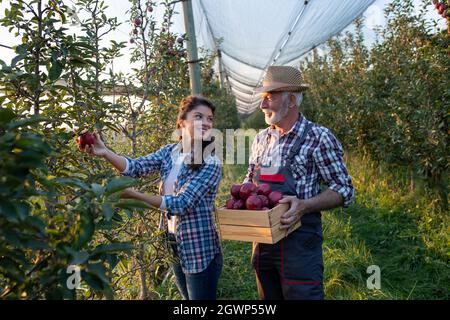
256, 183, 271, 196
258, 195, 269, 208
148, 6, 153, 12
134, 18, 142, 26
76, 133, 95, 149
246, 195, 262, 210
239, 182, 257, 200
268, 191, 283, 206
230, 184, 241, 199
233, 199, 245, 210
133, 29, 138, 35
176, 37, 183, 44
226, 198, 235, 209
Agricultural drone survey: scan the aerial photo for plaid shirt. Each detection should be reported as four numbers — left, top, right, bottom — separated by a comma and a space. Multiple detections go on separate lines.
245, 114, 354, 207
122, 143, 222, 274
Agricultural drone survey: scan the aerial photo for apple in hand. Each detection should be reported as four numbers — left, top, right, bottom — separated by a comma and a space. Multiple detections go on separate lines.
76, 132, 95, 149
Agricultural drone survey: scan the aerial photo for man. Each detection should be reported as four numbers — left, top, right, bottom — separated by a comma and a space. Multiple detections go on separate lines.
245, 65, 355, 300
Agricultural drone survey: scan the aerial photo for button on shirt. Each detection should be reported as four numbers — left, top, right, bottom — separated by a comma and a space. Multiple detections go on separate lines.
245, 114, 355, 207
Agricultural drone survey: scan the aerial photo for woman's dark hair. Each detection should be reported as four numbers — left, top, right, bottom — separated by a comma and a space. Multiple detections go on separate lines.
177, 95, 216, 170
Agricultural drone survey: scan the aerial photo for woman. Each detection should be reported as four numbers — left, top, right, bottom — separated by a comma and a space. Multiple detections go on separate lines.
82, 95, 223, 300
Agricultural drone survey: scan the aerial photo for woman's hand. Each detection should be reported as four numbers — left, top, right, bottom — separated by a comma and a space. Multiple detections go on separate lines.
83, 132, 108, 157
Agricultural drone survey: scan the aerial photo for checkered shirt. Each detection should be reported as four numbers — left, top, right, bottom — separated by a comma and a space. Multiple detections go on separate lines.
245, 114, 355, 207
122, 143, 222, 274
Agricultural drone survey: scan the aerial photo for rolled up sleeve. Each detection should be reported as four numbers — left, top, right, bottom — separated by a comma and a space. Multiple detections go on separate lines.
162, 157, 222, 215
313, 130, 355, 207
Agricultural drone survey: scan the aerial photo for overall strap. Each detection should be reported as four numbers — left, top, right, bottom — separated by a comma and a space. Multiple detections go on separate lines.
285, 121, 313, 166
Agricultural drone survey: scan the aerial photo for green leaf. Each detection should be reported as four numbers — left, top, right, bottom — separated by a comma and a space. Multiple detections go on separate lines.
91, 242, 133, 256
104, 177, 136, 196
7, 116, 49, 130
54, 177, 90, 191
24, 240, 49, 250
86, 262, 109, 284
90, 183, 104, 198
14, 202, 30, 221
26, 216, 46, 234
114, 199, 152, 210
74, 209, 95, 248
101, 203, 114, 221
0, 108, 16, 124
72, 42, 96, 52
81, 271, 103, 291
11, 53, 26, 67
0, 202, 19, 223
66, 248, 89, 265
48, 59, 63, 81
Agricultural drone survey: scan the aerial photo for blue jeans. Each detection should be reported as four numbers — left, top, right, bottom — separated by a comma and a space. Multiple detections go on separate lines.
171, 252, 223, 300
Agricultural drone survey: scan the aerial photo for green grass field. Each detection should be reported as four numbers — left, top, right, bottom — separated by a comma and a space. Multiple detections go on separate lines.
215, 154, 449, 300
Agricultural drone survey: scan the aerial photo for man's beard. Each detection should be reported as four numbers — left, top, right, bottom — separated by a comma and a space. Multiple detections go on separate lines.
263, 96, 289, 125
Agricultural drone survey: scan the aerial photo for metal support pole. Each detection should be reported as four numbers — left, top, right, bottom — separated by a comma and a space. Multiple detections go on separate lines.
182, 0, 202, 95
217, 49, 225, 90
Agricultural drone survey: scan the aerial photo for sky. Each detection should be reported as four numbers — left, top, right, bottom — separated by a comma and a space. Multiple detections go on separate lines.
0, 0, 446, 77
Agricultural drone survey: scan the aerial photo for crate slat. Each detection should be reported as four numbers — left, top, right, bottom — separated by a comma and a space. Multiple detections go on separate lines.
217, 209, 271, 227
219, 225, 274, 243
270, 218, 302, 243
217, 203, 302, 244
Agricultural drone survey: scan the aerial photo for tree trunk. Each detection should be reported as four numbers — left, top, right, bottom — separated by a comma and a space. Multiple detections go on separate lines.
137, 241, 148, 300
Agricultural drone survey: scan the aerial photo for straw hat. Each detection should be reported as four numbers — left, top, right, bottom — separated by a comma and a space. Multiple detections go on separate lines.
256, 66, 309, 93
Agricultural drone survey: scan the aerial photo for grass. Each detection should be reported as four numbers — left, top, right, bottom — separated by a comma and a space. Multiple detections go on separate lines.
214, 153, 449, 300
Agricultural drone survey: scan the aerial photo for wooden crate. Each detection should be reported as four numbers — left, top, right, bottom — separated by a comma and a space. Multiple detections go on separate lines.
216, 203, 302, 244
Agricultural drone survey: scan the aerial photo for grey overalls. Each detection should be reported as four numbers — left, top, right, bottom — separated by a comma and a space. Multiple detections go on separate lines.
251, 122, 324, 300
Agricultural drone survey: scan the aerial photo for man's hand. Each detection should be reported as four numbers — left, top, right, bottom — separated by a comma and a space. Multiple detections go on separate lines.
278, 196, 310, 230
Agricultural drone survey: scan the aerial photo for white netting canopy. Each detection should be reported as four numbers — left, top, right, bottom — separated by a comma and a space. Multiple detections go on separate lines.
184, 0, 376, 115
